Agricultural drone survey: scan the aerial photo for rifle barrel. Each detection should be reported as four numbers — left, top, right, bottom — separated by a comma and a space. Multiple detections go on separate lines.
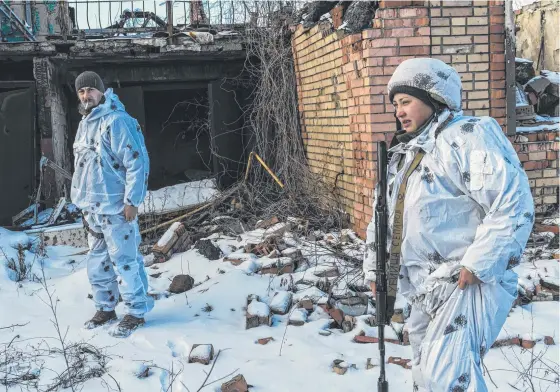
375, 141, 389, 392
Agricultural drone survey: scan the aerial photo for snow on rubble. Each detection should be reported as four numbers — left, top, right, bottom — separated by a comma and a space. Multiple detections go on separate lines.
138, 179, 218, 215
0, 216, 558, 391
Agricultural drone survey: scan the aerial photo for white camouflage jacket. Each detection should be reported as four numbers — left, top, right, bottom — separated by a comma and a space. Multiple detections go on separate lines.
363, 59, 534, 308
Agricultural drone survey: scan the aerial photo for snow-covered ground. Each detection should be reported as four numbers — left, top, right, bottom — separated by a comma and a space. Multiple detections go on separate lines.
0, 225, 558, 392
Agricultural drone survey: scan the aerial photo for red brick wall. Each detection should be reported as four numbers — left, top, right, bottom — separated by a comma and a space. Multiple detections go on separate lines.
292, 0, 558, 237
511, 132, 560, 216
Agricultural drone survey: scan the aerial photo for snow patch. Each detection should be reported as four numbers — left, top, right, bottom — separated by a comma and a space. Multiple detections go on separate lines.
139, 179, 218, 215
247, 300, 270, 317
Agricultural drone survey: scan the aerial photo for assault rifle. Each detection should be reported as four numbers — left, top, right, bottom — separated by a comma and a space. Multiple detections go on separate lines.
375, 141, 389, 392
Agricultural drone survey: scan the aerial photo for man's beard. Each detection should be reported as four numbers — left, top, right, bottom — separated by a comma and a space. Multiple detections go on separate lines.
78, 96, 105, 116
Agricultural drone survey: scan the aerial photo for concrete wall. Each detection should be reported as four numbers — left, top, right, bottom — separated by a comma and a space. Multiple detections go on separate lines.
1, 1, 67, 41
515, 0, 559, 72
292, 0, 509, 237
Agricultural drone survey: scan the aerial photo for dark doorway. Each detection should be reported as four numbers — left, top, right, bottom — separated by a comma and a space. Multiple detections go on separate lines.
0, 83, 36, 225
144, 86, 212, 189
209, 80, 246, 189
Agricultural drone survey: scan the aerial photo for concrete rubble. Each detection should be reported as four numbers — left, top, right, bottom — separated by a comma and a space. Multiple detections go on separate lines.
221, 374, 248, 392
515, 58, 559, 121
188, 344, 215, 365
245, 295, 272, 330
66, 191, 556, 355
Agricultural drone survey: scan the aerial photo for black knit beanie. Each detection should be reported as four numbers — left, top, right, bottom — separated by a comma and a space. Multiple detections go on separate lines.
75, 71, 105, 93
389, 85, 437, 111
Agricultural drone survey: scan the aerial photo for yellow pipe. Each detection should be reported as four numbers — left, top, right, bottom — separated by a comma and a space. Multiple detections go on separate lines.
244, 152, 284, 188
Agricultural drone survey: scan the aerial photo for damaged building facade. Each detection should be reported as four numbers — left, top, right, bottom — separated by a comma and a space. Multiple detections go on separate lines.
1, 0, 558, 238
291, 0, 559, 237
0, 1, 251, 226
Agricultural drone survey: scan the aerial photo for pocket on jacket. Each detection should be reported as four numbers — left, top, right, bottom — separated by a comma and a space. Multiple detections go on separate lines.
469, 150, 493, 191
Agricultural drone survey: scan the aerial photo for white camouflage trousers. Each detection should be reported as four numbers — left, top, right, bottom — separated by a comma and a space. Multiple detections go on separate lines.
84, 212, 154, 318
408, 278, 517, 392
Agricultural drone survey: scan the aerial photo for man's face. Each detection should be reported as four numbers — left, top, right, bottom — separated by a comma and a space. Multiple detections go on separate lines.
77, 87, 103, 111
392, 93, 434, 133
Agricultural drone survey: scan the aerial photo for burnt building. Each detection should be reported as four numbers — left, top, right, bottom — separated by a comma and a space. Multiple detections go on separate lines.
0, 1, 253, 225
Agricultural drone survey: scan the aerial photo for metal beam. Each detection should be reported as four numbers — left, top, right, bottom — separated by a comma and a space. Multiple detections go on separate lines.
505, 0, 517, 136
64, 61, 245, 85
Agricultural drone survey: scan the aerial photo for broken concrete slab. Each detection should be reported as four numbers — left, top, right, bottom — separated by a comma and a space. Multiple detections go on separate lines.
542, 70, 559, 97
293, 287, 328, 304
525, 75, 551, 96
288, 308, 308, 326
211, 216, 245, 235
25, 222, 88, 248
188, 344, 214, 365
168, 274, 194, 294
331, 295, 368, 317
139, 179, 218, 216
269, 291, 293, 315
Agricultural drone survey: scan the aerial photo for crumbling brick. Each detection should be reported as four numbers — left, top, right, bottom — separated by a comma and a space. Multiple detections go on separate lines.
221, 374, 248, 392
492, 337, 521, 348
256, 337, 274, 345
188, 344, 214, 365
388, 357, 412, 369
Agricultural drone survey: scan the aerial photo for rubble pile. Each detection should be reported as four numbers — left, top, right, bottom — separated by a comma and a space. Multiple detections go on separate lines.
11, 199, 81, 230
145, 211, 417, 349
144, 200, 558, 365
515, 218, 560, 304
515, 58, 559, 121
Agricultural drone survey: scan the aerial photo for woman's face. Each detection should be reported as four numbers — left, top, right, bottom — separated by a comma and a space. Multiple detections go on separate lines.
392, 93, 434, 133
